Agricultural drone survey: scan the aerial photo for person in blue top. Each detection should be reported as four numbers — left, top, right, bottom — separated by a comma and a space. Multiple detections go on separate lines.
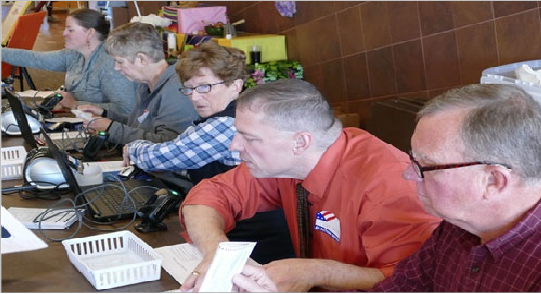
123, 40, 295, 264
77, 22, 198, 145
2, 8, 136, 117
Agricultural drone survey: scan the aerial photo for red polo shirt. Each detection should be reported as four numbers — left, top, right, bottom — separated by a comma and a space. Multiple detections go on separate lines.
181, 128, 441, 276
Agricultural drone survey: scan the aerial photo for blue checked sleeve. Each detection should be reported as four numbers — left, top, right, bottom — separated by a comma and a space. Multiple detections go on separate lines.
127, 116, 241, 171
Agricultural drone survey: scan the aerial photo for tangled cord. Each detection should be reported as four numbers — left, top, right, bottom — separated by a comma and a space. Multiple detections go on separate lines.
32, 175, 161, 242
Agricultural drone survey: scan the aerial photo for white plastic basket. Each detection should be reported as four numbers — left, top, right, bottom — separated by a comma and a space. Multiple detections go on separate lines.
61, 230, 162, 290
1, 146, 27, 180
480, 59, 541, 103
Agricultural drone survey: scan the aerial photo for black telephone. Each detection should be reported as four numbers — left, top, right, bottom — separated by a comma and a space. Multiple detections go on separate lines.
135, 188, 185, 233
38, 92, 63, 116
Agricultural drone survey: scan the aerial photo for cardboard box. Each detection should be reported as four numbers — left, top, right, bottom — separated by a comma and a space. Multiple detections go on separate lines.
162, 6, 227, 34
213, 34, 287, 64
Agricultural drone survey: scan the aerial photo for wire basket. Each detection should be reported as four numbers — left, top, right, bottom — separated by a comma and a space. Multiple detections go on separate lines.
61, 230, 162, 290
1, 146, 27, 180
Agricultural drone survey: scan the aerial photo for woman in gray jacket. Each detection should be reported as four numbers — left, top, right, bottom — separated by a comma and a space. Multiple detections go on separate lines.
2, 8, 136, 117
77, 22, 198, 145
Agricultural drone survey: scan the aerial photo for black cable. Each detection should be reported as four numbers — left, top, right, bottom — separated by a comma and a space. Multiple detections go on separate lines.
1, 185, 38, 194
16, 180, 71, 200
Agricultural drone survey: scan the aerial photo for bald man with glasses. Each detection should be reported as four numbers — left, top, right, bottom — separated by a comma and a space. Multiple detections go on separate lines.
233, 84, 541, 292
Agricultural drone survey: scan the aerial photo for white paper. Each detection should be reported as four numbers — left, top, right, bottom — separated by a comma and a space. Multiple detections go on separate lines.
45, 117, 84, 124
16, 90, 56, 99
70, 109, 92, 120
154, 243, 203, 285
199, 241, 256, 292
7, 207, 83, 230
82, 161, 125, 174
1, 206, 48, 254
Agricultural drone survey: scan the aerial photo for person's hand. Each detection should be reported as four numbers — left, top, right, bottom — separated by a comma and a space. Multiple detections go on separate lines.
232, 264, 277, 292
83, 117, 112, 133
262, 258, 314, 292
77, 104, 105, 116
179, 258, 213, 292
57, 91, 77, 109
122, 145, 131, 166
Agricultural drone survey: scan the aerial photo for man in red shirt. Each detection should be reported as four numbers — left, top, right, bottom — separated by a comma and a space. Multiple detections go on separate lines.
179, 79, 440, 292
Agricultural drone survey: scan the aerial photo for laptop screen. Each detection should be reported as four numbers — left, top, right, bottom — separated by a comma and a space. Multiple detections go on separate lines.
39, 127, 83, 197
4, 89, 38, 150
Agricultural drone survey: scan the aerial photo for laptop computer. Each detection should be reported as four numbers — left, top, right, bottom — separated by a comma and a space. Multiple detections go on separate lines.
39, 127, 183, 222
48, 129, 88, 151
4, 89, 88, 151
3, 89, 39, 150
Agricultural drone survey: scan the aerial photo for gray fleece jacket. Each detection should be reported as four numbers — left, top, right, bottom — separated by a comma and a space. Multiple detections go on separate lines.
106, 61, 199, 145
2, 43, 136, 116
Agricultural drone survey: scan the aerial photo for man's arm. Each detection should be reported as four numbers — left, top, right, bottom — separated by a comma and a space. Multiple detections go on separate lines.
179, 204, 232, 292
263, 258, 385, 291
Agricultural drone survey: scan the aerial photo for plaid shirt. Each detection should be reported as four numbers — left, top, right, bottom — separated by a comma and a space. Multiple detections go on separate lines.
371, 200, 541, 292
127, 116, 241, 171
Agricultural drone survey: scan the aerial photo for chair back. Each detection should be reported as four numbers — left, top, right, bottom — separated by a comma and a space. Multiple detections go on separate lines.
2, 10, 47, 78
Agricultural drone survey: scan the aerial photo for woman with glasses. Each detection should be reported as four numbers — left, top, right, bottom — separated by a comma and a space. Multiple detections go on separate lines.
2, 8, 136, 116
76, 22, 198, 145
123, 40, 295, 264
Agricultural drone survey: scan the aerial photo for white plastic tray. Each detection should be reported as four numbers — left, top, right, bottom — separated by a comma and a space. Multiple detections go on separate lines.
1, 146, 27, 180
61, 230, 162, 290
480, 59, 541, 103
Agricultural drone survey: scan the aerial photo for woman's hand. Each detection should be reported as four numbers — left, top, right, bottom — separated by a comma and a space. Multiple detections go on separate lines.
57, 91, 77, 109
77, 104, 105, 116
83, 117, 112, 133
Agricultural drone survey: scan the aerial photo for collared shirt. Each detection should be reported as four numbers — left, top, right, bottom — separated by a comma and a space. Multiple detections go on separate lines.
127, 101, 240, 172
180, 127, 441, 277
371, 200, 541, 291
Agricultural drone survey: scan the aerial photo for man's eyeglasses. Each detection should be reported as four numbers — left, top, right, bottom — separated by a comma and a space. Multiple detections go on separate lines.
179, 81, 226, 95
408, 151, 512, 179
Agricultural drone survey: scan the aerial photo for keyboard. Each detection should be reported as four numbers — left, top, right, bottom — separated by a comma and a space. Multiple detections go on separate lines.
48, 131, 88, 151
99, 186, 150, 214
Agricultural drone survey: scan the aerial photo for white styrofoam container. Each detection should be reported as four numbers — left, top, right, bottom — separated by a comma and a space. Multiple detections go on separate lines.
61, 231, 162, 290
480, 59, 541, 103
1, 146, 27, 180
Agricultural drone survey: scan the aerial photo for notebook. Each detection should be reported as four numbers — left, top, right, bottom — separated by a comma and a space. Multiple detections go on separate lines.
40, 127, 173, 222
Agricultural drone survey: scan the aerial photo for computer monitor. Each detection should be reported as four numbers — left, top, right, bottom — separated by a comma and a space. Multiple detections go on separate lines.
4, 89, 38, 150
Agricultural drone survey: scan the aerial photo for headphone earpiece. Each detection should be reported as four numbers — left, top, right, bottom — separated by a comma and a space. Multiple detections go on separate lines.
23, 147, 67, 190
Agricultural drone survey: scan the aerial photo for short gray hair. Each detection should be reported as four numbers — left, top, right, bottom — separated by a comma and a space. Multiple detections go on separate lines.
418, 84, 541, 180
237, 79, 342, 151
104, 22, 164, 63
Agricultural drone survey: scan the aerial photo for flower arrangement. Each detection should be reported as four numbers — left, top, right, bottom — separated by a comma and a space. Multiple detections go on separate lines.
245, 60, 304, 89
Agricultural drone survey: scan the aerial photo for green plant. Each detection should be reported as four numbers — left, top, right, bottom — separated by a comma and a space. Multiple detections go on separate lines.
245, 60, 303, 89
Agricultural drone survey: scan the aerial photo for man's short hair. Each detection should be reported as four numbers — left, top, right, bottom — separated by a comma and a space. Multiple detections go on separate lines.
418, 84, 541, 180
237, 79, 342, 150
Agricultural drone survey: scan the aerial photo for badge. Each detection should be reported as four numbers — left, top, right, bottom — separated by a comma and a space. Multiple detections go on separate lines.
315, 211, 341, 243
